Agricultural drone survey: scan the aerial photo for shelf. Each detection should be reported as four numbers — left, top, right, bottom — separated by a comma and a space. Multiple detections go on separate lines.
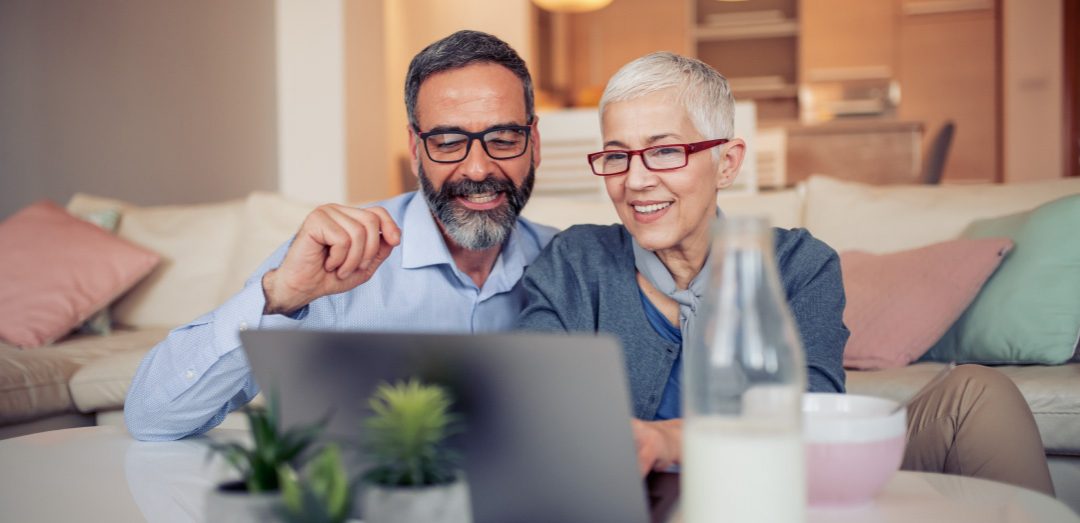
732, 85, 799, 100
694, 20, 798, 42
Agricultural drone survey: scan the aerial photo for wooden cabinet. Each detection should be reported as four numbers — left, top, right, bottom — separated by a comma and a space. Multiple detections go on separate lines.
798, 0, 895, 83
786, 120, 924, 185
689, 0, 800, 123
799, 0, 1000, 183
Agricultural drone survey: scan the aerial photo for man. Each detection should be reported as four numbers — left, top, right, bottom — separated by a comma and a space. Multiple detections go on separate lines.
125, 30, 555, 441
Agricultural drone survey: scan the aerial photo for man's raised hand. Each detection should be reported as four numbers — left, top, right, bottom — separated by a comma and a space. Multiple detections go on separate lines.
261, 204, 401, 315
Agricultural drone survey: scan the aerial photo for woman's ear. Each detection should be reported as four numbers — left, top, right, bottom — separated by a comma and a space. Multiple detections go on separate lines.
530, 117, 542, 170
716, 138, 746, 190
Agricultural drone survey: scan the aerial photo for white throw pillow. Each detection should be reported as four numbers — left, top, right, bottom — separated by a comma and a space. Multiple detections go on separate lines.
68, 194, 245, 328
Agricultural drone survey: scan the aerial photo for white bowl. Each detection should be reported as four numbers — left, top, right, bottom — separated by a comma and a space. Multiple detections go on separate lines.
803, 393, 907, 506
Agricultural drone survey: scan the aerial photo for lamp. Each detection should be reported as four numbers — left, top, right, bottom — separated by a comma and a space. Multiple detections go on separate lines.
530, 0, 613, 13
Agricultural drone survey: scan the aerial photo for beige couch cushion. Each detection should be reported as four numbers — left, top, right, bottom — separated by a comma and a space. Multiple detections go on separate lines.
69, 347, 152, 413
718, 189, 803, 230
522, 190, 804, 232
69, 194, 245, 328
847, 362, 1080, 455
520, 196, 620, 230
802, 176, 1080, 253
218, 192, 317, 301
0, 328, 170, 424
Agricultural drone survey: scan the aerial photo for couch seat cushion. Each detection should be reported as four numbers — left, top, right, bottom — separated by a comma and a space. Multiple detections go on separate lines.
0, 328, 170, 424
69, 347, 153, 413
847, 362, 1080, 455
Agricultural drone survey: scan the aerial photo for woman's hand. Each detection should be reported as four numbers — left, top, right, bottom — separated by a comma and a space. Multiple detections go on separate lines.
630, 418, 683, 476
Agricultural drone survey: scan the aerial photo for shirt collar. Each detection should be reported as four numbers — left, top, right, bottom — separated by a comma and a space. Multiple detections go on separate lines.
398, 191, 535, 296
400, 192, 455, 270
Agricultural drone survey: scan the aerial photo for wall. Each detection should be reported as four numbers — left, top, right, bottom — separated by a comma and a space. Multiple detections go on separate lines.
1002, 0, 1063, 182
345, 0, 389, 204
275, 0, 347, 204
0, 0, 277, 219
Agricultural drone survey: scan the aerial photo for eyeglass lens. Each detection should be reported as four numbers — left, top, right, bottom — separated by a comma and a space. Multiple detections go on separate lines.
425, 128, 528, 162
592, 145, 687, 175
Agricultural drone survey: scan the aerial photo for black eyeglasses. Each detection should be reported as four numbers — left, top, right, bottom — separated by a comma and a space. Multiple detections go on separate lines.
587, 139, 730, 176
416, 125, 532, 163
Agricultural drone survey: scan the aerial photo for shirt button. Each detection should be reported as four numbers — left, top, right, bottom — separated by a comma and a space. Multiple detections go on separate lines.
184, 369, 196, 381
238, 321, 249, 332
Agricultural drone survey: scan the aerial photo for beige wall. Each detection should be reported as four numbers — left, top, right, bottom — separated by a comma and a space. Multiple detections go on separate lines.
345, 1, 389, 204
1003, 0, 1064, 182
0, 0, 277, 219
276, 0, 347, 204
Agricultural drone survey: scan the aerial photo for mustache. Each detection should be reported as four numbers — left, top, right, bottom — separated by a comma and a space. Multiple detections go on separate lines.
441, 176, 516, 198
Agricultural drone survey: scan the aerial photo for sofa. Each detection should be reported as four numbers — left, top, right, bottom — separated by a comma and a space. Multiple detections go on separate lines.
1, 175, 1078, 509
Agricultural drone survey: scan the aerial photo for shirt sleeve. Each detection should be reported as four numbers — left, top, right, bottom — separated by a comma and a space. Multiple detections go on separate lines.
124, 240, 307, 441
516, 233, 589, 334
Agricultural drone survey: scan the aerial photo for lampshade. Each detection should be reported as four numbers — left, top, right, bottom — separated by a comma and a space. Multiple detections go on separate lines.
531, 0, 614, 13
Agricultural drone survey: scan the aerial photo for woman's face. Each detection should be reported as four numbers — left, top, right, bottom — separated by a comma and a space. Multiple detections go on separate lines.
600, 90, 743, 254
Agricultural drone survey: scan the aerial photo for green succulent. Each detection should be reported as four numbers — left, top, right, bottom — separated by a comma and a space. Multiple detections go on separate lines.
363, 378, 462, 487
278, 443, 357, 523
207, 391, 326, 494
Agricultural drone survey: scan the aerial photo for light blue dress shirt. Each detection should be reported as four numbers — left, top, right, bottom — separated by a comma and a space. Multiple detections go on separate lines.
125, 192, 557, 441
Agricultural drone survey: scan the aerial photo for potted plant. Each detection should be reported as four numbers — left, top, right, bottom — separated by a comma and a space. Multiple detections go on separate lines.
204, 393, 326, 523
360, 378, 472, 523
278, 443, 358, 523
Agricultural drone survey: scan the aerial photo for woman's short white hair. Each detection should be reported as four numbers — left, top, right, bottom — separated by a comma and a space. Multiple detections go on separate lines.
599, 52, 734, 141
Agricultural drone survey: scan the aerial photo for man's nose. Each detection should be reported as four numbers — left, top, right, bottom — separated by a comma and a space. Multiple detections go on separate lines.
459, 138, 496, 181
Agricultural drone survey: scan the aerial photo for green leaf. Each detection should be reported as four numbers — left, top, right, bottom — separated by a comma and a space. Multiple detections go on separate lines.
362, 379, 462, 487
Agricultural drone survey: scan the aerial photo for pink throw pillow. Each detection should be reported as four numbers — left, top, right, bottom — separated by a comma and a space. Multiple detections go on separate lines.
0, 201, 160, 348
840, 238, 1013, 370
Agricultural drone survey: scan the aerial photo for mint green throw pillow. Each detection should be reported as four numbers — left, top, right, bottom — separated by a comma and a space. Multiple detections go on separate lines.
76, 209, 121, 336
924, 195, 1080, 364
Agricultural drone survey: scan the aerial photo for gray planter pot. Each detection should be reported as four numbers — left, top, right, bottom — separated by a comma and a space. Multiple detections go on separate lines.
204, 481, 284, 523
362, 478, 472, 523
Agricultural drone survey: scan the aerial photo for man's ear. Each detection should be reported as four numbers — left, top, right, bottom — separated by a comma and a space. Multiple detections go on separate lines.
407, 124, 421, 178
530, 117, 542, 170
716, 138, 746, 190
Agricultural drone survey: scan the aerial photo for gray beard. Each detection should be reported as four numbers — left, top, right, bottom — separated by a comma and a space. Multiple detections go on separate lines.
418, 164, 535, 251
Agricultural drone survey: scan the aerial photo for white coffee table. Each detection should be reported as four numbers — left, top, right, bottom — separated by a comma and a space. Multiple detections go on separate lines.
1, 426, 1077, 522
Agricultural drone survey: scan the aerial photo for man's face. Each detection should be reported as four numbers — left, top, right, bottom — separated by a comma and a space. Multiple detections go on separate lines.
409, 62, 540, 250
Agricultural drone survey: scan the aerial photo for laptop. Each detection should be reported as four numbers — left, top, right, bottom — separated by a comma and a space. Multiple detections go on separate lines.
240, 329, 650, 523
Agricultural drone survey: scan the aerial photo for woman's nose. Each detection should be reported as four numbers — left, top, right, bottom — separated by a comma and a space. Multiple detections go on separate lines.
624, 154, 658, 191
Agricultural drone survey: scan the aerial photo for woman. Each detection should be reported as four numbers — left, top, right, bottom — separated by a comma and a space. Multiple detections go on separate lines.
517, 52, 1054, 495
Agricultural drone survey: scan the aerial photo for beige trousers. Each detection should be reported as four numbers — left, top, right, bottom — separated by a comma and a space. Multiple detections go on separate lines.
902, 364, 1055, 496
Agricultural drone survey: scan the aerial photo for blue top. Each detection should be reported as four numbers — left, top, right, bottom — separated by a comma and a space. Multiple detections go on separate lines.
639, 288, 683, 420
518, 224, 847, 420
125, 191, 557, 441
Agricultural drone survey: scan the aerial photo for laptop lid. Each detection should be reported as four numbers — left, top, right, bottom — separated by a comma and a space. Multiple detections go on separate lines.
240, 329, 649, 523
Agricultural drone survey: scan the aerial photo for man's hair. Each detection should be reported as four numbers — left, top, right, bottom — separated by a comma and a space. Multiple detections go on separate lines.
405, 30, 535, 129
599, 52, 734, 142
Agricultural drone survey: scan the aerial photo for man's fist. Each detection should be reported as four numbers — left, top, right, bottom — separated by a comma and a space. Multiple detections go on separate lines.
262, 204, 401, 315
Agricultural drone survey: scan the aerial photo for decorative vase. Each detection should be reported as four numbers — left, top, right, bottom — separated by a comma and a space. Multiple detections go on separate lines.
361, 478, 472, 523
204, 480, 284, 523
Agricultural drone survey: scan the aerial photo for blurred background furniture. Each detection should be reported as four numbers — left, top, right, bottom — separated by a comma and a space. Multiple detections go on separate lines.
920, 120, 956, 185
5, 176, 1078, 515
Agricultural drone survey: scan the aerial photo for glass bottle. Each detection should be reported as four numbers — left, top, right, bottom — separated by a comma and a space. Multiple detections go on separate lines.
682, 216, 806, 523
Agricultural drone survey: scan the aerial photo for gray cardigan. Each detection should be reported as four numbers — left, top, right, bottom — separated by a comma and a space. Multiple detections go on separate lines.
517, 224, 848, 420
